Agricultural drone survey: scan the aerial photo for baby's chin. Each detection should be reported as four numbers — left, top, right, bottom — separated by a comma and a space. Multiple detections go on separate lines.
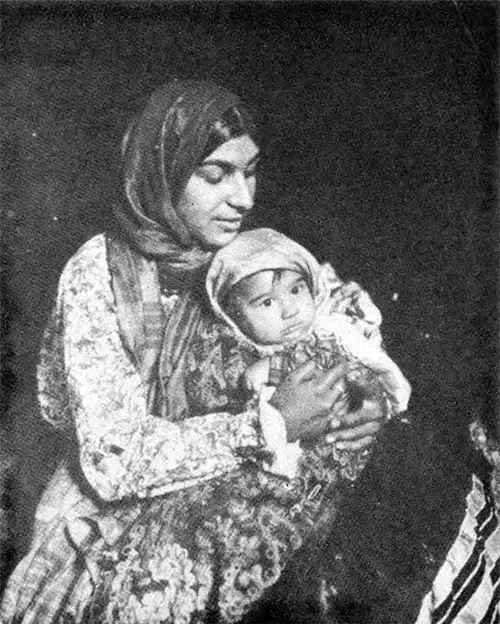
281, 322, 313, 344
255, 324, 313, 347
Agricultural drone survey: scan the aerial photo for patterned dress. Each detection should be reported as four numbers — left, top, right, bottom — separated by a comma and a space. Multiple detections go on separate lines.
76, 320, 386, 624
0, 234, 387, 624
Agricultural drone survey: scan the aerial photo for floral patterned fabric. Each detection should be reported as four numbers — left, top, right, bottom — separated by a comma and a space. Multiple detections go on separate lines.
75, 469, 320, 624
185, 321, 379, 486
1, 233, 390, 624
66, 302, 389, 623
1, 234, 263, 624
38, 234, 263, 501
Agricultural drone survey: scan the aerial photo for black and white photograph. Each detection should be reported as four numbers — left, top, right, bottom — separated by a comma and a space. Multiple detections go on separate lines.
1, 1, 499, 622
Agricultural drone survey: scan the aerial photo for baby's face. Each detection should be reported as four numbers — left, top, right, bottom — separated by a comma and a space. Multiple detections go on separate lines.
230, 269, 315, 345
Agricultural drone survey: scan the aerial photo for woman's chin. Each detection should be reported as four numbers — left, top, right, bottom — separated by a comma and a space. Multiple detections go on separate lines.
203, 229, 240, 249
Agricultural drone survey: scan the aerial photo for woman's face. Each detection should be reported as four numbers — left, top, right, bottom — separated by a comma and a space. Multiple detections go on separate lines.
177, 134, 259, 249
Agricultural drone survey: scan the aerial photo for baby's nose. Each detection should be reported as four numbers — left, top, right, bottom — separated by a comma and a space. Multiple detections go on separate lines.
281, 299, 298, 318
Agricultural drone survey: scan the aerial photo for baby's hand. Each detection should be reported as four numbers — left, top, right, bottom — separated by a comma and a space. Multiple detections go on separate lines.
244, 359, 271, 394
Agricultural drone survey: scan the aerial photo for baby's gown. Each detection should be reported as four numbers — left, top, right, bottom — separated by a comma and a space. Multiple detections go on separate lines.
80, 319, 384, 624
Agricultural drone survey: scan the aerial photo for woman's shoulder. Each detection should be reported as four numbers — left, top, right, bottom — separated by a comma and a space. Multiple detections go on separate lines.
72, 233, 107, 263
59, 233, 109, 290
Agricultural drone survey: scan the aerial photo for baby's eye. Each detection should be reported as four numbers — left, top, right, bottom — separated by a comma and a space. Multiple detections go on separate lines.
197, 164, 227, 185
291, 281, 307, 295
261, 298, 273, 308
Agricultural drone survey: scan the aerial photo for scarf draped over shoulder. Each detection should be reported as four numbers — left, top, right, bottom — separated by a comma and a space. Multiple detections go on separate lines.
108, 80, 243, 420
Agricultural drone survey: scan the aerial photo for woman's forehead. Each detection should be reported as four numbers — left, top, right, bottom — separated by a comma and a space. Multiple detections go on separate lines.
203, 135, 259, 166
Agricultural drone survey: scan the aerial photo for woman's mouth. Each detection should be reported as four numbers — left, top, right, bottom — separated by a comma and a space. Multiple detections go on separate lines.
214, 218, 242, 231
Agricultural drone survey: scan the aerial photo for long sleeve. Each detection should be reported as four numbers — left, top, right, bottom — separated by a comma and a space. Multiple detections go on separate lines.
316, 262, 411, 414
37, 235, 262, 502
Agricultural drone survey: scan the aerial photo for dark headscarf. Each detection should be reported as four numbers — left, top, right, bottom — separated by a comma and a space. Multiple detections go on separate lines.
114, 79, 243, 289
108, 80, 252, 420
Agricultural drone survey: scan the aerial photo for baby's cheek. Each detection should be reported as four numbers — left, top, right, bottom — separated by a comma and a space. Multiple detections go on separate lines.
304, 301, 316, 324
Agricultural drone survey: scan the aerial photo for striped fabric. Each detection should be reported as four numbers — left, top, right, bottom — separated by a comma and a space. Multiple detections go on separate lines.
416, 475, 500, 624
106, 234, 166, 387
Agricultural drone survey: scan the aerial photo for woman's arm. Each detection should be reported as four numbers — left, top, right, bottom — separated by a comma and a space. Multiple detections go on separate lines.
38, 236, 262, 502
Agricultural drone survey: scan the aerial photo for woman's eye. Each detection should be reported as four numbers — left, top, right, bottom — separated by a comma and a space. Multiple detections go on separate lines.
245, 161, 259, 178
197, 165, 226, 184
261, 298, 273, 308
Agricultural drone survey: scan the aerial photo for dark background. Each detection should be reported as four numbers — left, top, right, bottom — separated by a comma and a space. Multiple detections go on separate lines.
1, 0, 498, 602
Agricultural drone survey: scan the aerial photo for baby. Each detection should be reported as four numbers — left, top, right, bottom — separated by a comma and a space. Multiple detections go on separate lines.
206, 228, 411, 483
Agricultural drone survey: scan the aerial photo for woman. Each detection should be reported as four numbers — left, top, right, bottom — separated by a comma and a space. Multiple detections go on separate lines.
1, 79, 386, 623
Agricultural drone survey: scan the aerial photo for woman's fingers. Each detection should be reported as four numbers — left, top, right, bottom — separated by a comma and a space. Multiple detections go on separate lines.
333, 397, 386, 428
299, 414, 332, 441
289, 359, 321, 382
274, 362, 386, 444
314, 362, 348, 392
288, 361, 348, 392
328, 419, 381, 442
328, 434, 376, 451
323, 397, 386, 449
272, 361, 346, 441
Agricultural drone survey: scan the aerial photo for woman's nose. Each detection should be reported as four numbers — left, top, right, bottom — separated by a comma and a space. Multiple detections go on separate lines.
228, 172, 254, 212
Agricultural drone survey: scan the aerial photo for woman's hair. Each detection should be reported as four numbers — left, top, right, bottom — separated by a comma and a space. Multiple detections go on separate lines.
201, 104, 257, 162
115, 81, 258, 262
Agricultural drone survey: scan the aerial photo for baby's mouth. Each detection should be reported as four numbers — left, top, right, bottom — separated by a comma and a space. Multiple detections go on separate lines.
282, 323, 307, 340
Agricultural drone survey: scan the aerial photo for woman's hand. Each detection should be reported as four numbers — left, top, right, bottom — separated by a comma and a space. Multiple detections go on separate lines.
270, 360, 349, 443
326, 396, 386, 451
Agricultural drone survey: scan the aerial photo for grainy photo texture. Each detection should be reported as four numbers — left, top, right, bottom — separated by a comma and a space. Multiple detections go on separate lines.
1, 1, 499, 623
